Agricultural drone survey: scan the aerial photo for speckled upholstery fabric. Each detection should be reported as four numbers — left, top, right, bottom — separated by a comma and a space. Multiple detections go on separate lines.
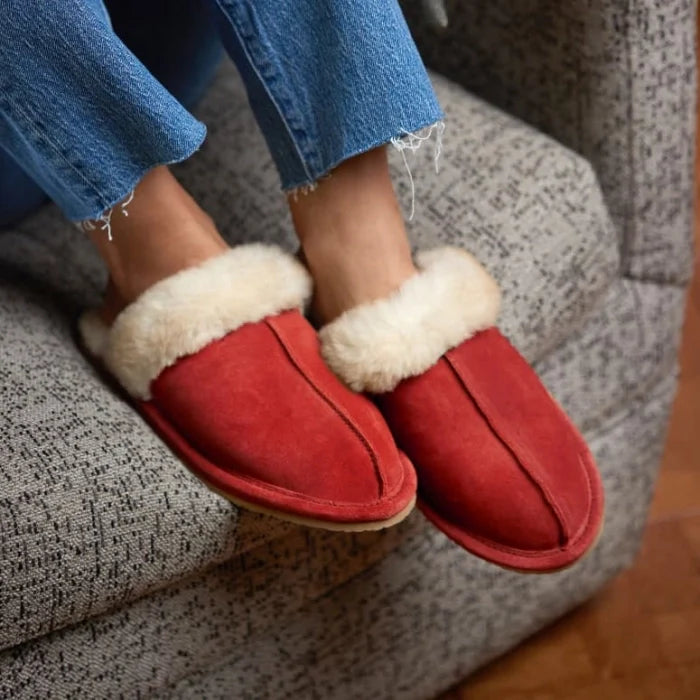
0, 1, 694, 697
404, 0, 697, 284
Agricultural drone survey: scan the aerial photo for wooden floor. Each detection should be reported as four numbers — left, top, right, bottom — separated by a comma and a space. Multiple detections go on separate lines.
439, 101, 700, 700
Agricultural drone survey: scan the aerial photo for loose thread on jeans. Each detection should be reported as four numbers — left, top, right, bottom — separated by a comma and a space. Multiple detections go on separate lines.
76, 189, 135, 240
288, 181, 319, 201
390, 121, 445, 221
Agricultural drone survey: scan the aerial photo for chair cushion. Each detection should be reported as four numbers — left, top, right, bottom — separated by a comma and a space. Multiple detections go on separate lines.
0, 63, 618, 650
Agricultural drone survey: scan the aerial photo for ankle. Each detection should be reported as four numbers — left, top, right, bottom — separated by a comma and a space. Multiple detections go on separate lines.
97, 278, 128, 326
302, 233, 417, 322
86, 167, 228, 318
289, 147, 417, 322
105, 221, 226, 299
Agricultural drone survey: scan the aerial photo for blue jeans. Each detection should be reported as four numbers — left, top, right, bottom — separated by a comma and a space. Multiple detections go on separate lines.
0, 0, 442, 226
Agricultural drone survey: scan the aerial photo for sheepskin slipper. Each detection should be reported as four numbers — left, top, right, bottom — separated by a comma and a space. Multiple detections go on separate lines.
78, 244, 417, 531
319, 246, 604, 571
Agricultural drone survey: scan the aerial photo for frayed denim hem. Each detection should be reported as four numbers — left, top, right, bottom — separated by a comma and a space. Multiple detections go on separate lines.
284, 118, 446, 221
72, 125, 207, 240
74, 190, 135, 240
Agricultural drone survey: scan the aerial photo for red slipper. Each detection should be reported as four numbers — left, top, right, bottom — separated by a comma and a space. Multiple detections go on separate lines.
78, 244, 416, 531
319, 247, 604, 570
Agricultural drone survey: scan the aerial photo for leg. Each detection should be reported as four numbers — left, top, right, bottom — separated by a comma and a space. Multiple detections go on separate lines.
1, 0, 232, 322
105, 0, 224, 112
210, 0, 442, 189
0, 0, 206, 223
0, 0, 223, 228
86, 166, 227, 324
0, 147, 46, 228
289, 146, 417, 323
208, 0, 442, 321
79, 1, 230, 321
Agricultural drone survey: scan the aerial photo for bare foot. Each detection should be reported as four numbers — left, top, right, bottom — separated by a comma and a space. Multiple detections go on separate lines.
289, 146, 417, 324
85, 166, 228, 324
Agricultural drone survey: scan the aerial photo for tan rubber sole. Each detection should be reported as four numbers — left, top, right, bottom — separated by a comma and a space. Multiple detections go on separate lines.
198, 475, 417, 533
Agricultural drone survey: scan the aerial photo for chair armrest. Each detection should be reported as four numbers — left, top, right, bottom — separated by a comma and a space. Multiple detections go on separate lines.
403, 0, 696, 284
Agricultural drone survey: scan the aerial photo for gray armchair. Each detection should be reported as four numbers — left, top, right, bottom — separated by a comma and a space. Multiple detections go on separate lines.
0, 1, 694, 697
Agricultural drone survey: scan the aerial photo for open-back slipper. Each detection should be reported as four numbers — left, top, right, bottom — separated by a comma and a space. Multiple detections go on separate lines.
318, 246, 604, 570
78, 244, 417, 532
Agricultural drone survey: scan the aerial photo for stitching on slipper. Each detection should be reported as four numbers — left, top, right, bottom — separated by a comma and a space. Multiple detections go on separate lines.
143, 389, 399, 510
421, 452, 598, 558
265, 315, 401, 502
445, 354, 569, 540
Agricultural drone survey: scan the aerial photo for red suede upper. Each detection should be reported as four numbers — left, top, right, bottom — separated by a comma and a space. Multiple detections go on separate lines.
142, 310, 416, 524
377, 328, 604, 570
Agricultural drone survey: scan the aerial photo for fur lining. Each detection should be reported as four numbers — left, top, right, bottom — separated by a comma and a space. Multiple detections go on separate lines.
79, 245, 312, 399
319, 246, 501, 393
78, 310, 110, 358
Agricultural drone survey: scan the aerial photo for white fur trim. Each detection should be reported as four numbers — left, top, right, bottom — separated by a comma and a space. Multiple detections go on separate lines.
78, 309, 110, 358
318, 246, 501, 393
79, 245, 312, 399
